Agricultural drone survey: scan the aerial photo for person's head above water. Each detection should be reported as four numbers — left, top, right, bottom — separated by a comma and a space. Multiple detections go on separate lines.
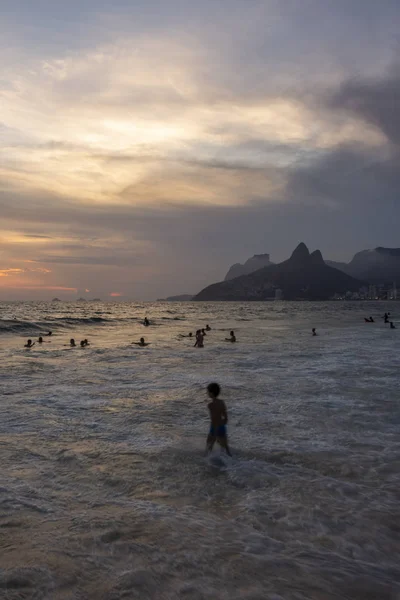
70, 338, 75, 345
230, 331, 235, 336
140, 337, 145, 343
38, 336, 43, 343
80, 340, 85, 347
207, 382, 220, 399
189, 332, 193, 337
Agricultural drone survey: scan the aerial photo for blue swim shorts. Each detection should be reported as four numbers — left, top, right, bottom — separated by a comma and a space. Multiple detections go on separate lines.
209, 425, 226, 437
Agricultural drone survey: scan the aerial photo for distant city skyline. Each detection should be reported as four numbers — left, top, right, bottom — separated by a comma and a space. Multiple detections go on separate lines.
1, 0, 400, 300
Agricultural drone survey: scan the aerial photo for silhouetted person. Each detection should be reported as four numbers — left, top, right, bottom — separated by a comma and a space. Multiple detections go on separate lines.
312, 328, 317, 336
38, 336, 44, 344
194, 330, 204, 348
70, 339, 76, 347
205, 383, 232, 457
365, 317, 374, 323
80, 340, 86, 347
201, 328, 207, 336
143, 317, 150, 327
390, 322, 396, 329
225, 330, 236, 343
383, 312, 389, 323
178, 332, 193, 338
83, 339, 90, 346
46, 331, 52, 336
24, 339, 35, 348
132, 337, 150, 347
205, 325, 211, 331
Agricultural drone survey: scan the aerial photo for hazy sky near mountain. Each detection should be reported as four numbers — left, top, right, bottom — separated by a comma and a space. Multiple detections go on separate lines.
1, 0, 400, 299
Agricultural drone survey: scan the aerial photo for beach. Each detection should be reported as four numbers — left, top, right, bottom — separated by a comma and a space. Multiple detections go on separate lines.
1, 300, 399, 599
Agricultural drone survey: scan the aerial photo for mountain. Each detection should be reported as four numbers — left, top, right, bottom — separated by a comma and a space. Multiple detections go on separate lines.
224, 253, 273, 280
194, 243, 366, 301
327, 247, 400, 284
157, 294, 194, 301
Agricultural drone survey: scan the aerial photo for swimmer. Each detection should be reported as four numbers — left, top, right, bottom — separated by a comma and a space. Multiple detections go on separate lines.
83, 339, 90, 346
205, 383, 232, 457
45, 331, 52, 336
205, 324, 211, 331
132, 337, 150, 347
312, 328, 317, 336
390, 322, 396, 329
143, 317, 150, 327
80, 340, 86, 347
70, 339, 76, 347
38, 336, 44, 344
178, 332, 193, 338
24, 339, 35, 348
383, 312, 389, 323
225, 330, 236, 343
364, 317, 374, 323
194, 329, 204, 348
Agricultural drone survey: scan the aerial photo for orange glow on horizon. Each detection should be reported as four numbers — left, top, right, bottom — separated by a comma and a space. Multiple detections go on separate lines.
0, 285, 77, 291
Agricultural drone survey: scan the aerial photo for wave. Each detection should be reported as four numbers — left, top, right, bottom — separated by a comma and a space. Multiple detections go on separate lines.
161, 316, 186, 321
0, 316, 116, 335
0, 314, 189, 335
0, 320, 50, 334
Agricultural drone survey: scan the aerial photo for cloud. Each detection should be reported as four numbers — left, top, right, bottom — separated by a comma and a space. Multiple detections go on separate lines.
0, 267, 51, 276
1, 29, 388, 208
0, 268, 25, 276
1, 3, 400, 299
328, 63, 400, 147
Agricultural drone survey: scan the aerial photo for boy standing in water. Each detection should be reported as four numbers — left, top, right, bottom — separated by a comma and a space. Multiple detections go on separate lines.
205, 383, 232, 456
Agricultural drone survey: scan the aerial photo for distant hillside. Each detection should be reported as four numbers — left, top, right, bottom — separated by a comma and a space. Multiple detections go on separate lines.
326, 247, 400, 284
224, 253, 273, 280
158, 294, 194, 302
195, 243, 365, 301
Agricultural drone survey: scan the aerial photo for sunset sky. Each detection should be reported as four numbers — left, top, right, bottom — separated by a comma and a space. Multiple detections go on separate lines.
1, 0, 400, 300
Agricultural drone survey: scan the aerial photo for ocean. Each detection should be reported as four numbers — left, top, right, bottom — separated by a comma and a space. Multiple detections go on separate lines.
1, 300, 399, 600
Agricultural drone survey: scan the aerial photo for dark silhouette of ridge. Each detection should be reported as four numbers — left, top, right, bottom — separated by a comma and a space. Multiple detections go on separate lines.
224, 253, 273, 280
195, 243, 366, 301
326, 247, 400, 284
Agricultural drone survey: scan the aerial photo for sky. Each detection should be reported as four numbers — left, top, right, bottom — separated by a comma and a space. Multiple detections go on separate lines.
1, 0, 400, 300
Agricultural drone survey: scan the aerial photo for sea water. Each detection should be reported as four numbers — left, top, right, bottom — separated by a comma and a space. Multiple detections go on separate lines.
0, 301, 399, 600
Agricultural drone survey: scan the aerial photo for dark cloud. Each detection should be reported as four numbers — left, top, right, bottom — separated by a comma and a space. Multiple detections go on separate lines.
328, 64, 400, 146
30, 254, 151, 267
23, 234, 53, 239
